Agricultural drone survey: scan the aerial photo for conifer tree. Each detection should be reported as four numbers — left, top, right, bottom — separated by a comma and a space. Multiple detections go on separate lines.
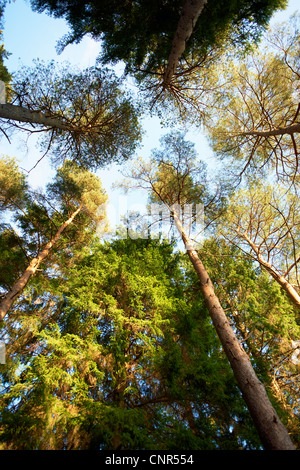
218, 181, 300, 308
119, 131, 296, 450
0, 159, 107, 321
0, 62, 142, 169
0, 237, 266, 449
29, 0, 287, 82
0, 1, 299, 453
203, 13, 300, 180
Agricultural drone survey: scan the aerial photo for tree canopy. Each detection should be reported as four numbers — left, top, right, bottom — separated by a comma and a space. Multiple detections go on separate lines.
0, 0, 299, 452
1, 235, 298, 449
203, 13, 300, 181
30, 0, 287, 77
0, 61, 142, 169
117, 131, 297, 450
217, 181, 300, 307
0, 158, 108, 321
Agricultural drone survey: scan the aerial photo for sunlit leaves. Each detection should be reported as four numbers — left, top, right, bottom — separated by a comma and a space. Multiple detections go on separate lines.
218, 182, 300, 288
204, 14, 300, 180
0, 156, 28, 215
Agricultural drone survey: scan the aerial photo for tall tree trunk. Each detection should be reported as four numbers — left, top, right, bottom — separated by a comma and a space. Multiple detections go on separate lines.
0, 103, 70, 130
0, 205, 82, 321
171, 208, 295, 450
241, 232, 300, 308
163, 0, 207, 88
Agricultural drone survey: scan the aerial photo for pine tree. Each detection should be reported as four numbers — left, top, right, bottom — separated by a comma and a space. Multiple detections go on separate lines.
118, 131, 296, 450
218, 181, 300, 308
0, 159, 107, 320
203, 13, 300, 180
0, 236, 262, 449
0, 62, 142, 169
29, 0, 287, 81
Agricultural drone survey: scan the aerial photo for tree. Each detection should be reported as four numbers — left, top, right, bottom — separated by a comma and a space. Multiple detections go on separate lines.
119, 131, 228, 241
161, 0, 208, 89
218, 182, 300, 308
118, 131, 296, 450
204, 13, 300, 181
1, 1, 299, 452
29, 0, 287, 84
198, 238, 300, 445
0, 235, 277, 450
0, 61, 142, 169
0, 159, 108, 321
25, 1, 288, 125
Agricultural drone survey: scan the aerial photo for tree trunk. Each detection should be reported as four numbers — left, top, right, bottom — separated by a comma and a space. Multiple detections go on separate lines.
0, 205, 82, 321
163, 0, 207, 88
241, 232, 300, 309
0, 103, 70, 130
172, 208, 295, 450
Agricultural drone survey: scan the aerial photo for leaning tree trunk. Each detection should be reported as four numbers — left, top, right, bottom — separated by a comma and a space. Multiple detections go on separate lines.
172, 209, 295, 450
0, 103, 70, 130
163, 0, 208, 88
0, 205, 82, 321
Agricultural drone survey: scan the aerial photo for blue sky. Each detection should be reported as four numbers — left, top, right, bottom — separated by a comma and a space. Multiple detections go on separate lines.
1, 0, 299, 232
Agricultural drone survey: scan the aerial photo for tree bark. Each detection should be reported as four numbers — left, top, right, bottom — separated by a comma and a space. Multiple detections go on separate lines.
171, 208, 295, 450
0, 205, 82, 321
0, 103, 70, 130
163, 0, 207, 88
241, 232, 300, 309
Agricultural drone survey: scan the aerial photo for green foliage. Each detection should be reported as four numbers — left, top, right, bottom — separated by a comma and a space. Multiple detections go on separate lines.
0, 228, 28, 290
0, 38, 11, 87
0, 160, 107, 302
149, 131, 209, 206
0, 237, 270, 450
0, 157, 29, 290
46, 160, 108, 220
120, 131, 230, 242
30, 0, 287, 75
0, 3, 299, 452
0, 156, 28, 215
217, 181, 300, 285
19, 160, 107, 240
198, 238, 300, 444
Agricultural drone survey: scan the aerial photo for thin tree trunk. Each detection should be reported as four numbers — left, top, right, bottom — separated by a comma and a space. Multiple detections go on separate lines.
0, 205, 82, 321
171, 208, 295, 450
239, 122, 300, 138
163, 0, 207, 88
241, 232, 300, 308
0, 103, 70, 130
